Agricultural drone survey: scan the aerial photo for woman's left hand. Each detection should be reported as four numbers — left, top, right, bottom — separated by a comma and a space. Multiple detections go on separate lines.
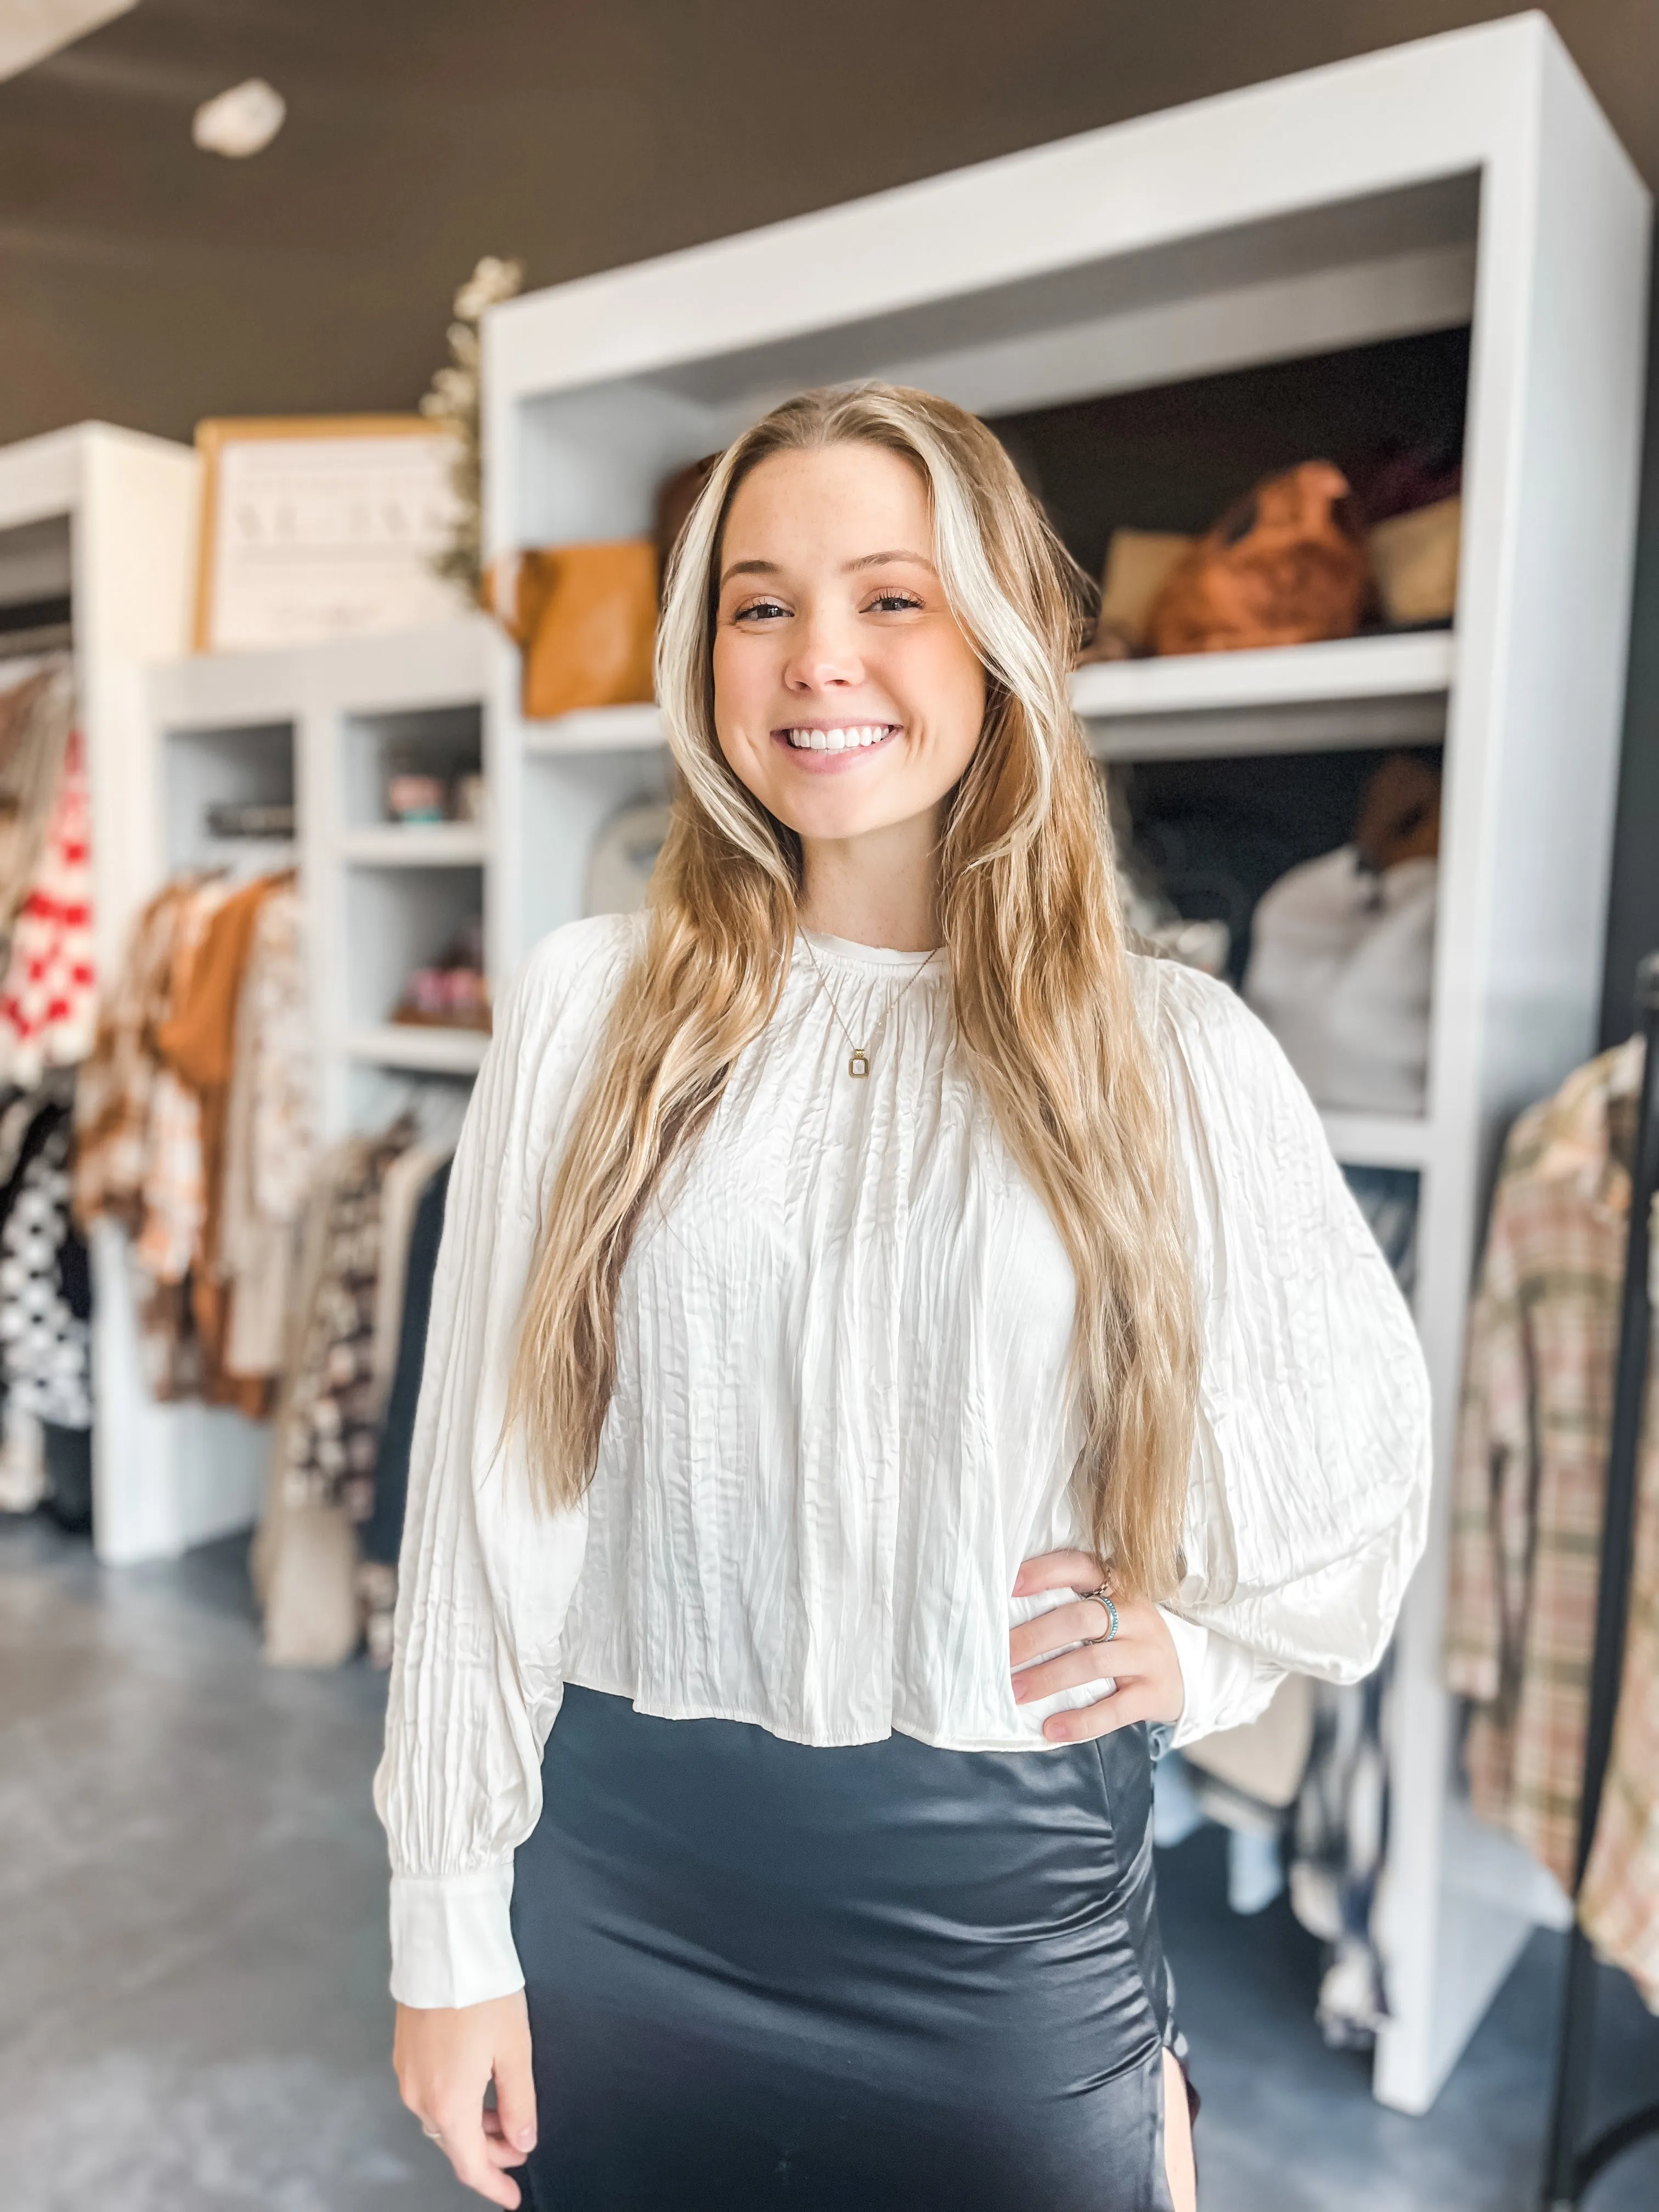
1010, 1550, 1185, 1743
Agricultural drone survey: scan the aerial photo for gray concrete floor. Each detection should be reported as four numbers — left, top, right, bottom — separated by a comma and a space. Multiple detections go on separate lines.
2, 1516, 1657, 2211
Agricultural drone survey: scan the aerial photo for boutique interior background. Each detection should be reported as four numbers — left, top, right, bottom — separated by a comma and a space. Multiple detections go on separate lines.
0, 1, 1656, 2186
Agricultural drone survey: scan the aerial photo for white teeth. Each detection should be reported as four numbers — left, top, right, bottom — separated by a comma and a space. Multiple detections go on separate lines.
785, 724, 894, 749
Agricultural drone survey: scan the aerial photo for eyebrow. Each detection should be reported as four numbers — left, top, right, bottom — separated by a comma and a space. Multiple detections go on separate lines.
718, 549, 938, 589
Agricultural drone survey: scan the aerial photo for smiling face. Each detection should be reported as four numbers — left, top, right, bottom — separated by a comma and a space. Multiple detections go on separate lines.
710, 442, 988, 858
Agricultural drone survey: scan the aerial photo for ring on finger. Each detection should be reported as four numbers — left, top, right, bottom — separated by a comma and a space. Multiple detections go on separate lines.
1081, 1583, 1119, 1644
421, 2125, 444, 2141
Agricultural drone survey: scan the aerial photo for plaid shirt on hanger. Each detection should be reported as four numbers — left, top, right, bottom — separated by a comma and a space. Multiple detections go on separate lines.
1446, 1040, 1659, 2006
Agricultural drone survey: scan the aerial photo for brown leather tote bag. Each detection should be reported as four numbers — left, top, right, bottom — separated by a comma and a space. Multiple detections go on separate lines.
486, 540, 658, 719
1146, 460, 1372, 656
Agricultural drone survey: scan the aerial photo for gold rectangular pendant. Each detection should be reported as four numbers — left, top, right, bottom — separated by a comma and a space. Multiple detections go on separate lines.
848, 1049, 870, 1078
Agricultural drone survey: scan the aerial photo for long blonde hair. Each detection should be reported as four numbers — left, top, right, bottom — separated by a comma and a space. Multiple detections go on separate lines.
506, 383, 1197, 1598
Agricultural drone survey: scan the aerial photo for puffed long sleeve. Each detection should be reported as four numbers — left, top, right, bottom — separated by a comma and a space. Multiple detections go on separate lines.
373, 916, 637, 2008
1142, 961, 1432, 1748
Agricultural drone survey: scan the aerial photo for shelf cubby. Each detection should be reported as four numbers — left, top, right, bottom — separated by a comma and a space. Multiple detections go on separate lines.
343, 1023, 490, 1076
340, 823, 489, 866
342, 700, 483, 832
341, 864, 483, 1031
161, 719, 297, 877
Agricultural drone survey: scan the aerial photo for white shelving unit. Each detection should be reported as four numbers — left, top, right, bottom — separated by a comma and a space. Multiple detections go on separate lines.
1075, 629, 1454, 758
0, 424, 285, 1568
343, 1023, 490, 1077
145, 616, 495, 1145
479, 16, 1651, 2115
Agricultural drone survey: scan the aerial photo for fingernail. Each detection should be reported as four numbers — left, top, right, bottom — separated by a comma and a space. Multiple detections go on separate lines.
515, 2129, 537, 2151
1044, 1718, 1069, 1742
1011, 1678, 1027, 1703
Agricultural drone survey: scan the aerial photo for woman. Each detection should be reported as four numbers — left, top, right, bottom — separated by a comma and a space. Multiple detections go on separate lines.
376, 384, 1431, 2211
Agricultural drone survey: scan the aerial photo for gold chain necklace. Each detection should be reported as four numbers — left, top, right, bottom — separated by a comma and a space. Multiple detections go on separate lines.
799, 932, 939, 1079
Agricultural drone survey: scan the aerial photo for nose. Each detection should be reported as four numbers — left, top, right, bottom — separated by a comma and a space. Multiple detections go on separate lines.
783, 603, 864, 694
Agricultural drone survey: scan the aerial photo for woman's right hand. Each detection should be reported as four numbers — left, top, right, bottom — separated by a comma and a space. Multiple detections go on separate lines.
393, 1990, 537, 2208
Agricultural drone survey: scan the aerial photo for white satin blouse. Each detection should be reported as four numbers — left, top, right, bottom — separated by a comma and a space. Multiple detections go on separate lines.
374, 912, 1431, 2008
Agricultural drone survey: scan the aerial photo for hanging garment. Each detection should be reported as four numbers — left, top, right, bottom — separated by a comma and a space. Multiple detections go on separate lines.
0, 1080, 92, 1434
74, 881, 193, 1236
0, 662, 73, 950
134, 878, 233, 1289
1579, 1315, 1659, 2011
366, 1143, 449, 1414
0, 727, 95, 1090
279, 1118, 416, 1528
1446, 1040, 1659, 2007
1243, 846, 1436, 1114
219, 884, 314, 1380
155, 873, 288, 1413
252, 1139, 365, 1669
359, 1156, 452, 1666
0, 1401, 45, 1514
0, 1075, 87, 1515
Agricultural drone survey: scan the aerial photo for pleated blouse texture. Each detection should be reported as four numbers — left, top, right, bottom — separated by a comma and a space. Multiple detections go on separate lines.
375, 911, 1431, 2008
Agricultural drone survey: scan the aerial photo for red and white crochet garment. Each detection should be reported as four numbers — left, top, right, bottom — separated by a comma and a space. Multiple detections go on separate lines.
0, 729, 95, 1090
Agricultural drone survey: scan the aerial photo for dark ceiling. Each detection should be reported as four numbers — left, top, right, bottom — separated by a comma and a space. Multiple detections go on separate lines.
0, 1, 1654, 448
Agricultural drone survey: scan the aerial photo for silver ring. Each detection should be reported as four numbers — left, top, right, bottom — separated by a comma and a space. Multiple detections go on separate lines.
422, 2125, 444, 2141
1081, 1584, 1119, 1644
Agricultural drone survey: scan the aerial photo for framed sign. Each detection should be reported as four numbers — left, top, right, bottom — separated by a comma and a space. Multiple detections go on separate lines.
193, 416, 470, 652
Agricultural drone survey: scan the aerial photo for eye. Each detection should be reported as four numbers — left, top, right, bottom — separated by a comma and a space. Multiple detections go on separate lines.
866, 589, 923, 614
732, 597, 789, 624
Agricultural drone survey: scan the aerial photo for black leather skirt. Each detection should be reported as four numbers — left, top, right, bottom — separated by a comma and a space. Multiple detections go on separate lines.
512, 1685, 1183, 2211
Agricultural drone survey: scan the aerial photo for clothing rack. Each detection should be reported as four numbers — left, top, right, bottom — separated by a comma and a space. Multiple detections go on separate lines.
1541, 950, 1659, 2209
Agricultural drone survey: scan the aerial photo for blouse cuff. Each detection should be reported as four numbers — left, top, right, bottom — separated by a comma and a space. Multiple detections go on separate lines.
1157, 1606, 1285, 1749
389, 1865, 524, 2010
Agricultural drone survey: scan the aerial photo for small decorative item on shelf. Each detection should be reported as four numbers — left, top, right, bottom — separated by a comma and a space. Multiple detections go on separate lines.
1078, 529, 1194, 663
391, 917, 490, 1034
380, 747, 483, 825
204, 800, 296, 840
384, 771, 450, 825
1144, 461, 1372, 657
1350, 443, 1462, 629
484, 540, 658, 721
1368, 497, 1462, 627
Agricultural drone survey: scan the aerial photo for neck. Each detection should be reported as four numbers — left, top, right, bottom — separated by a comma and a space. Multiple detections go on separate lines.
797, 811, 941, 952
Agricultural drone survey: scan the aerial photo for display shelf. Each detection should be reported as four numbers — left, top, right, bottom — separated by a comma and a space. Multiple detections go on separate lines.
198, 837, 300, 876
340, 823, 488, 866
509, 635, 1453, 771
1076, 631, 1453, 759
523, 702, 667, 755
343, 1023, 490, 1075
1319, 1110, 1434, 1172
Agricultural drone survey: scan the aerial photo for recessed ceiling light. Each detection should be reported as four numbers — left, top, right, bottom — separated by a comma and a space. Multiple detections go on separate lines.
193, 77, 286, 160
0, 0, 136, 84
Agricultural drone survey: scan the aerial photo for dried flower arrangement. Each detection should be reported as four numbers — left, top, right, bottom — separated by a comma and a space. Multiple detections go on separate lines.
419, 255, 526, 603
